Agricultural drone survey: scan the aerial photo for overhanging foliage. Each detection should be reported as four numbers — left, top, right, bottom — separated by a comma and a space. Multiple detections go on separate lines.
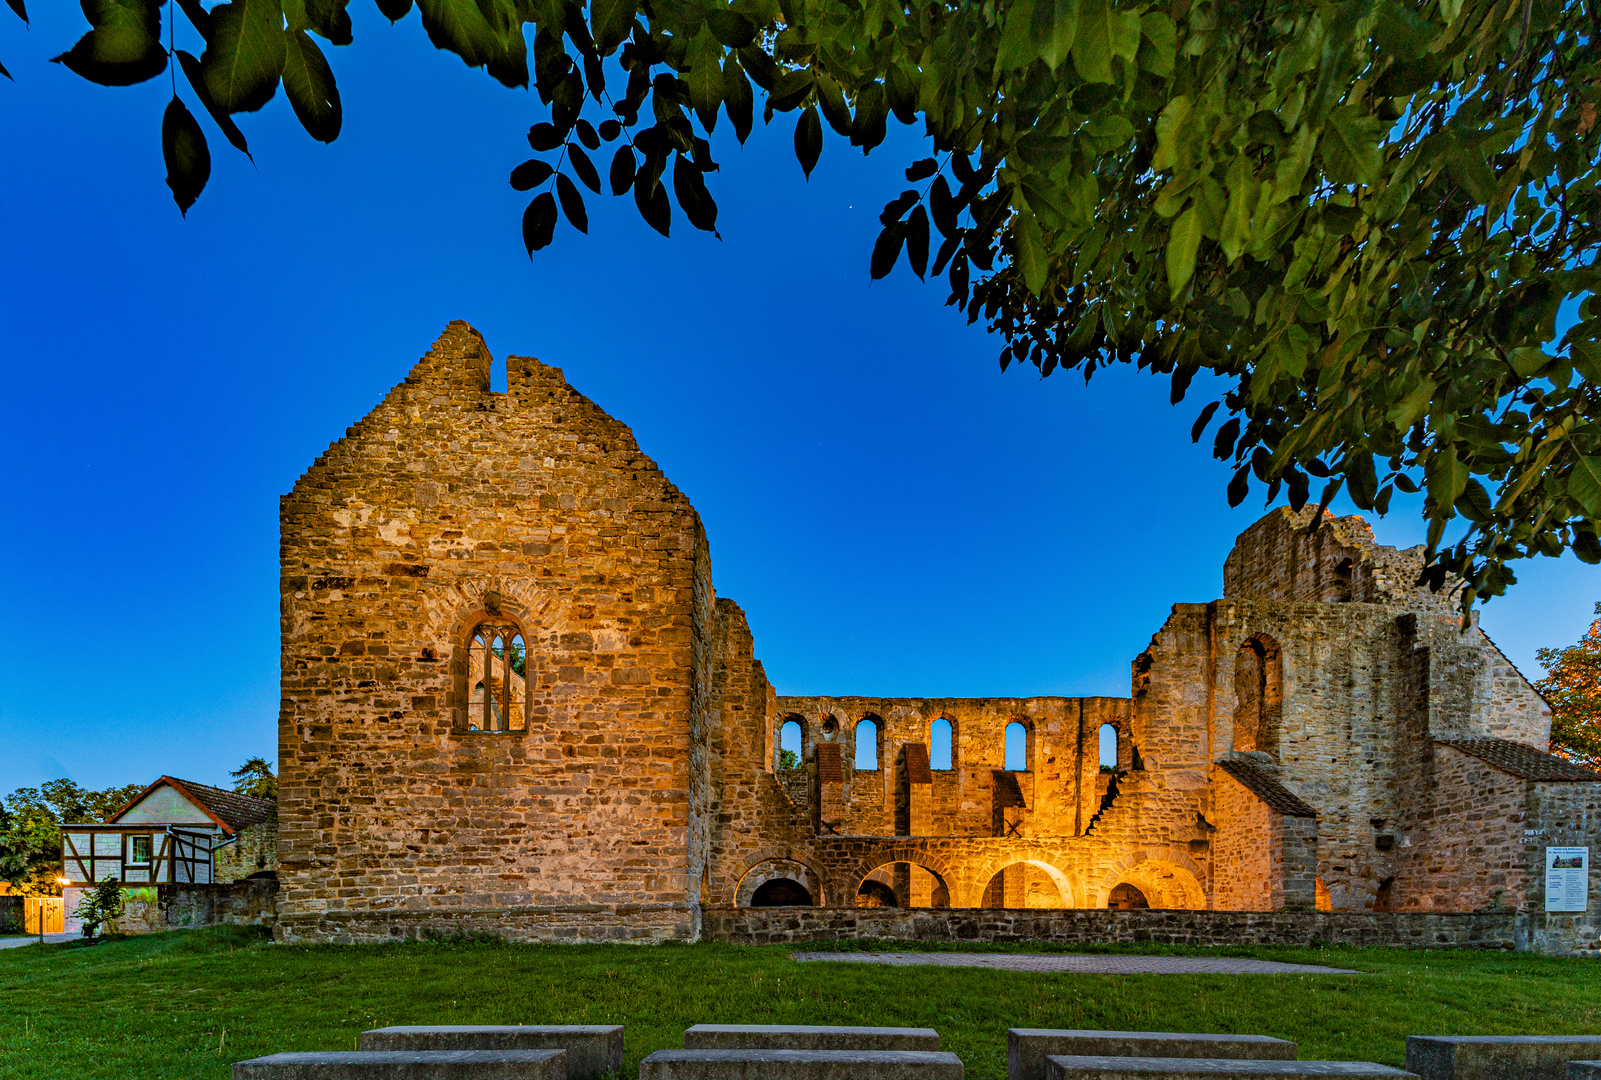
7, 0, 1599, 612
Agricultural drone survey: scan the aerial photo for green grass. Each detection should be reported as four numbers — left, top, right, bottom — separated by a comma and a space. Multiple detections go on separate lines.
2, 928, 1599, 1080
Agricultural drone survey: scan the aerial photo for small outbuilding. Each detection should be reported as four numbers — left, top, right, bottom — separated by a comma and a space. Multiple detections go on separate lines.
60, 776, 277, 928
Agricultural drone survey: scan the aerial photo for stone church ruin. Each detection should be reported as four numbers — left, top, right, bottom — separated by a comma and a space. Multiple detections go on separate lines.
275, 323, 1600, 952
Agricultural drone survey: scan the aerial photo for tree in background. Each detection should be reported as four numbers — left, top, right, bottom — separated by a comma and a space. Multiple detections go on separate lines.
4, 0, 1596, 618
230, 758, 278, 800
1536, 603, 1601, 767
0, 780, 144, 896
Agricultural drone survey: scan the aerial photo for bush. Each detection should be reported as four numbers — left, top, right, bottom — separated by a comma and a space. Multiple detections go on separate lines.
72, 878, 125, 940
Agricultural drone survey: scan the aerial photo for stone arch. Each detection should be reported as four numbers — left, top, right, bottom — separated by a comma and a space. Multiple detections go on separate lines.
1004, 719, 1032, 772
1095, 847, 1206, 910
1232, 633, 1283, 757
854, 713, 882, 770
777, 714, 806, 770
977, 859, 1075, 909
735, 857, 827, 908
929, 716, 955, 770
842, 846, 958, 909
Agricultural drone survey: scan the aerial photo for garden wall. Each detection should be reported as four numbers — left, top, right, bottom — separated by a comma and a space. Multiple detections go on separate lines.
112, 875, 278, 934
701, 905, 1526, 951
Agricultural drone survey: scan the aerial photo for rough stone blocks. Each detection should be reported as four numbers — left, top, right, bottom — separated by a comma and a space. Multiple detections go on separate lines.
684, 1025, 940, 1051
1011, 1032, 1296, 1080
1044, 1059, 1414, 1078
1405, 1036, 1601, 1080
638, 1049, 963, 1080
231, 1049, 567, 1079
362, 1026, 622, 1080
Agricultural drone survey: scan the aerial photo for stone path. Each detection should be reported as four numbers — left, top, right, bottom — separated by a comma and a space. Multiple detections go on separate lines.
791, 952, 1361, 975
0, 933, 73, 950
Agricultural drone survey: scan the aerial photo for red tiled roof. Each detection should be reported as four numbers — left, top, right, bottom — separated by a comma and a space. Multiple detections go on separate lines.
1436, 738, 1601, 782
108, 776, 276, 835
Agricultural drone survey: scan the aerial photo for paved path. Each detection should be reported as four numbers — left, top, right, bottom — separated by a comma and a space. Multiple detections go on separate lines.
0, 934, 73, 950
791, 951, 1361, 975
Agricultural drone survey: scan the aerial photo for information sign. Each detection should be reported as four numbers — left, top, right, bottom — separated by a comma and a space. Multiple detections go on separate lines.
1545, 847, 1590, 912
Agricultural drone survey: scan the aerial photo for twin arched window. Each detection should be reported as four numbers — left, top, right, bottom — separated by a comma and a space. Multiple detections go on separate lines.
463, 623, 529, 732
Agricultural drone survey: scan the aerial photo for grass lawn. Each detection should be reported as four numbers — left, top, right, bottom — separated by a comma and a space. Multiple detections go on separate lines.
2, 928, 1599, 1080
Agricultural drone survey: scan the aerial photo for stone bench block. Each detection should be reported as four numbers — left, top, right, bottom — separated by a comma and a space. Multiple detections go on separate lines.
1010, 1030, 1296, 1080
1406, 1036, 1601, 1080
232, 1049, 567, 1080
1044, 1057, 1415, 1079
639, 1048, 962, 1080
363, 1026, 622, 1079
1570, 1065, 1601, 1080
685, 1025, 940, 1051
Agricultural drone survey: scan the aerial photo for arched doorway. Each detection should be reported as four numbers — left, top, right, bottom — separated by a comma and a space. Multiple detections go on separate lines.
1107, 883, 1149, 909
979, 861, 1074, 908
751, 878, 814, 906
856, 861, 950, 908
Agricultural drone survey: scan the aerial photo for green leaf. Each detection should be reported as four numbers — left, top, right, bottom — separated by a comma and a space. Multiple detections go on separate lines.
556, 172, 588, 234
1032, 0, 1078, 74
794, 106, 821, 179
673, 154, 718, 232
589, 0, 632, 55
161, 96, 210, 215
1426, 446, 1469, 511
1012, 199, 1048, 295
1151, 95, 1190, 172
1068, 0, 1109, 82
415, 0, 525, 87
375, 0, 411, 21
1321, 105, 1383, 186
905, 204, 930, 280
1165, 204, 1202, 300
201, 0, 287, 112
1569, 456, 1601, 518
722, 56, 754, 144
51, 0, 166, 86
609, 145, 635, 195
177, 50, 252, 157
1386, 377, 1435, 430
995, 0, 1036, 71
1139, 12, 1175, 77
683, 26, 722, 133
568, 144, 601, 193
282, 29, 341, 142
523, 191, 556, 253
6, 0, 26, 23
510, 158, 554, 190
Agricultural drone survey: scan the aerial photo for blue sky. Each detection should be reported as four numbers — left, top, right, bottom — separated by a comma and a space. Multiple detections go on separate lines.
1, 4, 1595, 796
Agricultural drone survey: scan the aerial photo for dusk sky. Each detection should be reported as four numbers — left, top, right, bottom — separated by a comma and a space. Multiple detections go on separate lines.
1, 3, 1596, 797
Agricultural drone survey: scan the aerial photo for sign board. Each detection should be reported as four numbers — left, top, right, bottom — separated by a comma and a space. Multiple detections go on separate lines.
1545, 846, 1590, 912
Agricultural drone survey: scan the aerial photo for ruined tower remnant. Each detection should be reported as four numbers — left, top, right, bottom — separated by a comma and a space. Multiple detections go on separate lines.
276, 324, 1600, 951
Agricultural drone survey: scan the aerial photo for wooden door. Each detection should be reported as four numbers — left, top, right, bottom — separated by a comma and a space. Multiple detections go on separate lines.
23, 897, 64, 934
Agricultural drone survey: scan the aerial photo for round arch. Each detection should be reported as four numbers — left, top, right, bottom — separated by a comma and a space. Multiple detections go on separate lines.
1094, 847, 1207, 910
978, 859, 1075, 908
847, 852, 955, 909
735, 858, 827, 908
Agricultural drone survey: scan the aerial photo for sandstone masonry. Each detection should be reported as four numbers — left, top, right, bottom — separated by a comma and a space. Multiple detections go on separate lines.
275, 325, 1601, 952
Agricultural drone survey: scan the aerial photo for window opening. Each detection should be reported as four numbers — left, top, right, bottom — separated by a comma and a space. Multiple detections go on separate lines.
469, 624, 527, 732
1098, 723, 1118, 770
1004, 722, 1028, 771
779, 719, 803, 769
129, 835, 152, 864
930, 718, 953, 770
855, 717, 880, 770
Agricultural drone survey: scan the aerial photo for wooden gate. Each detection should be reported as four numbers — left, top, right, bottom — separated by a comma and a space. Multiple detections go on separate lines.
23, 897, 64, 934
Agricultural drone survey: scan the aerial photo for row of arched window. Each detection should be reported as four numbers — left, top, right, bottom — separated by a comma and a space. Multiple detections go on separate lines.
778, 716, 1123, 772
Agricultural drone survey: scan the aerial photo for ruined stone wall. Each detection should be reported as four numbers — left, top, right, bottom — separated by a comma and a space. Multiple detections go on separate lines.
1392, 744, 1530, 913
1211, 767, 1275, 910
1525, 780, 1601, 955
276, 323, 710, 943
214, 819, 278, 883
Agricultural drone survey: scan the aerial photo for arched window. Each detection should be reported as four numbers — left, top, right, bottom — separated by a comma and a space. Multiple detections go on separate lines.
930, 718, 953, 770
778, 718, 803, 769
463, 623, 528, 732
1233, 636, 1282, 754
855, 717, 880, 770
750, 878, 813, 906
1004, 721, 1029, 771
1098, 723, 1118, 770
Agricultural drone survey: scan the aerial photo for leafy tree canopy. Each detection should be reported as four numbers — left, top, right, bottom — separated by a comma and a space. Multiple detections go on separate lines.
1536, 601, 1601, 765
0, 779, 144, 896
230, 758, 278, 800
6, 0, 1599, 613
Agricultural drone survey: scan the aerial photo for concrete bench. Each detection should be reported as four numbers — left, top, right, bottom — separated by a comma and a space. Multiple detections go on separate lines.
1570, 1065, 1601, 1079
1406, 1036, 1601, 1079
685, 1025, 940, 1051
232, 1049, 567, 1079
1010, 1030, 1296, 1080
362, 1026, 622, 1079
639, 1048, 962, 1080
1044, 1057, 1416, 1079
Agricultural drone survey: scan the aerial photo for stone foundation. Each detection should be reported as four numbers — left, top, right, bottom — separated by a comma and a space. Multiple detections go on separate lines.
112, 876, 279, 934
274, 902, 694, 944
